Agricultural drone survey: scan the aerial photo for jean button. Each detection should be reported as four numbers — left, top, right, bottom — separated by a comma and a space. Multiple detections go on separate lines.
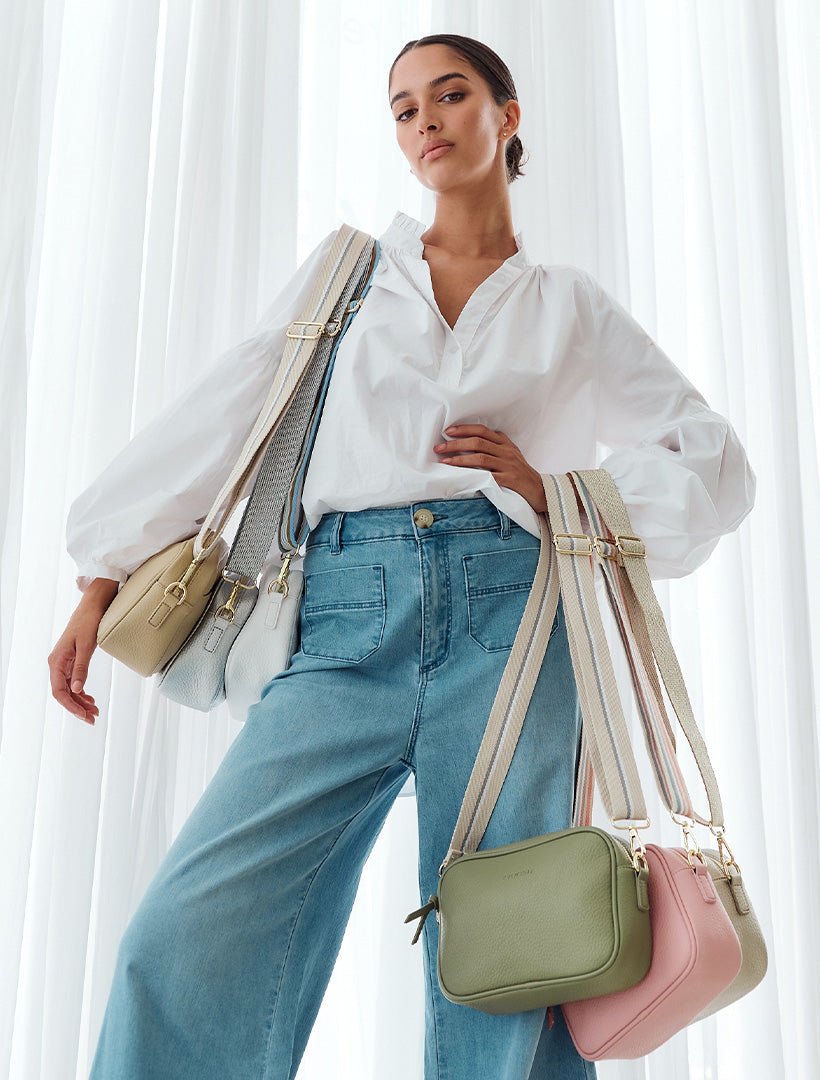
413, 508, 434, 528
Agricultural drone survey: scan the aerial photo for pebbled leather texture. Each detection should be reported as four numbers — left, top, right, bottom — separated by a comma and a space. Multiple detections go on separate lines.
157, 569, 259, 711
97, 535, 229, 678
222, 558, 304, 723
562, 844, 743, 1060
688, 847, 768, 1023
435, 826, 652, 1013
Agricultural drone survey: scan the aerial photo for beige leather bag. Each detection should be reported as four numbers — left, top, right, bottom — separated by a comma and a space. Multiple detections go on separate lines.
96, 533, 229, 677
96, 224, 374, 683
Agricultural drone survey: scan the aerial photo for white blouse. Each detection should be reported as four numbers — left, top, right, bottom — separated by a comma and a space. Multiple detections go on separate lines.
66, 210, 756, 595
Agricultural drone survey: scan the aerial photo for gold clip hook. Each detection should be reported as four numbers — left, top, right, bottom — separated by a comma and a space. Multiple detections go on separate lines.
268, 550, 296, 597
214, 570, 256, 623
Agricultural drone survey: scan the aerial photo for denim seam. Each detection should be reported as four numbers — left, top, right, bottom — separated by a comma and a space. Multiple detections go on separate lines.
259, 764, 396, 1080
305, 524, 500, 551
401, 670, 428, 767
418, 535, 452, 675
422, 909, 443, 1080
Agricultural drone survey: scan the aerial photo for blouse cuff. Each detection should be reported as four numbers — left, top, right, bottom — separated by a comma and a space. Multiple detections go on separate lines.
597, 417, 757, 580
75, 564, 128, 596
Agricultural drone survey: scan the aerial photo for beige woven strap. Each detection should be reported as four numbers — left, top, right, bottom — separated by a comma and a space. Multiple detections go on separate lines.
439, 472, 649, 874
437, 506, 563, 873
192, 225, 372, 560
568, 486, 696, 825
544, 473, 648, 824
572, 468, 724, 829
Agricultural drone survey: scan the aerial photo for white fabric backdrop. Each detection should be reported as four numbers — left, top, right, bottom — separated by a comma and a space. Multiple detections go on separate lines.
1, 1, 818, 1077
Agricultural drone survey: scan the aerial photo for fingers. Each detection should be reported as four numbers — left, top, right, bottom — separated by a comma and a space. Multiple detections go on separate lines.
434, 436, 488, 454
48, 645, 99, 725
49, 676, 98, 723
70, 657, 88, 695
442, 424, 504, 443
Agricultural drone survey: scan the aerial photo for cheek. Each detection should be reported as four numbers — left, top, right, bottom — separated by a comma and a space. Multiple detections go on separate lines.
397, 127, 417, 161
456, 112, 497, 157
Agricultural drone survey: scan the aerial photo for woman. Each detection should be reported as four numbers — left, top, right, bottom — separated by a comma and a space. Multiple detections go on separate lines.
51, 32, 755, 1080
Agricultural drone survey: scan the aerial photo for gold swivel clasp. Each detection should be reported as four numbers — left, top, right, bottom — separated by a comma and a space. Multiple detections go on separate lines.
268, 550, 297, 599
214, 569, 256, 624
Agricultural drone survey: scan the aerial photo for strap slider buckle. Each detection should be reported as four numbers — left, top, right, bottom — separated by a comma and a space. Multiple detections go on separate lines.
614, 534, 646, 558
286, 319, 342, 339
553, 533, 593, 556
592, 535, 621, 561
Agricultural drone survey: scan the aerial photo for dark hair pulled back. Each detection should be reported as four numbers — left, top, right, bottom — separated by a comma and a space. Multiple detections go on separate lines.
389, 33, 528, 184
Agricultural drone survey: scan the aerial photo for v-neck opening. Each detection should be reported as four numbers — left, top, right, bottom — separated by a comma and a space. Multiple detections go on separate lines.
378, 211, 531, 349
374, 210, 534, 384
419, 252, 516, 338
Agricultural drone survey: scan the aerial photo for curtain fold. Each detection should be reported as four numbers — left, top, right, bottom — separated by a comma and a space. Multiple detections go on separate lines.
1, 2, 817, 1077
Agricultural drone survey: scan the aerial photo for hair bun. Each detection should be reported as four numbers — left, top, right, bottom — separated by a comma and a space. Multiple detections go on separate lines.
506, 133, 528, 184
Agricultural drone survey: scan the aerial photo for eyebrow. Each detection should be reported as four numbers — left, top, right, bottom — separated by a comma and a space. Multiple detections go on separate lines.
389, 72, 471, 110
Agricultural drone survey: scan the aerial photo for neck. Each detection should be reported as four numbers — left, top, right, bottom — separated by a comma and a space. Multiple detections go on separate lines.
420, 192, 517, 260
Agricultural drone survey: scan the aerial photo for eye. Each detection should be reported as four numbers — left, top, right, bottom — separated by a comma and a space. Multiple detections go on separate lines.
395, 91, 465, 123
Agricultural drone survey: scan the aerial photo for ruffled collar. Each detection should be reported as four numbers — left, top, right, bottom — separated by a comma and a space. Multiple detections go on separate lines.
378, 210, 531, 268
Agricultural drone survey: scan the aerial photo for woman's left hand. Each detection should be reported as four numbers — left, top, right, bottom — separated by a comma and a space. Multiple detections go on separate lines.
433, 424, 547, 514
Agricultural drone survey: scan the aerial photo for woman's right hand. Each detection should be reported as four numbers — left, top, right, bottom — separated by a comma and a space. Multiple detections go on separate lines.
48, 579, 119, 725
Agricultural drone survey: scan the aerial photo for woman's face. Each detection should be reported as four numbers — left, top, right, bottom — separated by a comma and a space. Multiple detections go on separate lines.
388, 44, 519, 193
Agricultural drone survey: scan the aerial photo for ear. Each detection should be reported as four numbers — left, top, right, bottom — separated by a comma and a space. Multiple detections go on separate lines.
500, 99, 522, 138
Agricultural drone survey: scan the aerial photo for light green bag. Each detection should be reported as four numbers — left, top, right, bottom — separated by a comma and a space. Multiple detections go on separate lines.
432, 825, 650, 1012
405, 472, 655, 1013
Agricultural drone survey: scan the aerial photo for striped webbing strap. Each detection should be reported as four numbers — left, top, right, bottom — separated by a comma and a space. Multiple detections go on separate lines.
440, 472, 648, 874
568, 468, 724, 830
213, 239, 379, 588
192, 225, 373, 561
279, 238, 380, 553
567, 474, 694, 825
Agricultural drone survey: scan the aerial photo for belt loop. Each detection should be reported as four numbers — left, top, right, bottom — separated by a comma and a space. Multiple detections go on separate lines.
329, 511, 345, 555
497, 508, 511, 540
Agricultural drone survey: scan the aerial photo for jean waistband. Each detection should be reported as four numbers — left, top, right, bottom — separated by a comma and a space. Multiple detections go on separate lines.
304, 494, 520, 551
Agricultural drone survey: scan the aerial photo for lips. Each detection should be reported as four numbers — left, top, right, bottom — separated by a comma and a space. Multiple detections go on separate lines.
422, 140, 454, 159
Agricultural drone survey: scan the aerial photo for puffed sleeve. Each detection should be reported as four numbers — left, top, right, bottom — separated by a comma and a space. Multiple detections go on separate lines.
66, 228, 338, 595
579, 269, 757, 580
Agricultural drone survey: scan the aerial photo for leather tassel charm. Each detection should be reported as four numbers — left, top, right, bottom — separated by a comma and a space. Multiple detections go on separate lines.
404, 894, 439, 944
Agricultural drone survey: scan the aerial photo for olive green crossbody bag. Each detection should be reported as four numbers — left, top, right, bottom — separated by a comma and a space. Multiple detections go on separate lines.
404, 470, 655, 1013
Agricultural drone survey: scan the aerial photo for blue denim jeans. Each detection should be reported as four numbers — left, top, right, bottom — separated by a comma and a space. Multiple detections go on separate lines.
89, 494, 596, 1080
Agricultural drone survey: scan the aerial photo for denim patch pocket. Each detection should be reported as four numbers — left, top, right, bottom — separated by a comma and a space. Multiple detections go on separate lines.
300, 563, 386, 663
463, 546, 560, 652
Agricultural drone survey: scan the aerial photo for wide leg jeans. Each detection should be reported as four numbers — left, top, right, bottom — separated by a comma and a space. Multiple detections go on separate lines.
89, 494, 596, 1080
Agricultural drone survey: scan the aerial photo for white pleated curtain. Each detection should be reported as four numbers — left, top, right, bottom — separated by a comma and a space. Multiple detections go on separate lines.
1, 1, 817, 1077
